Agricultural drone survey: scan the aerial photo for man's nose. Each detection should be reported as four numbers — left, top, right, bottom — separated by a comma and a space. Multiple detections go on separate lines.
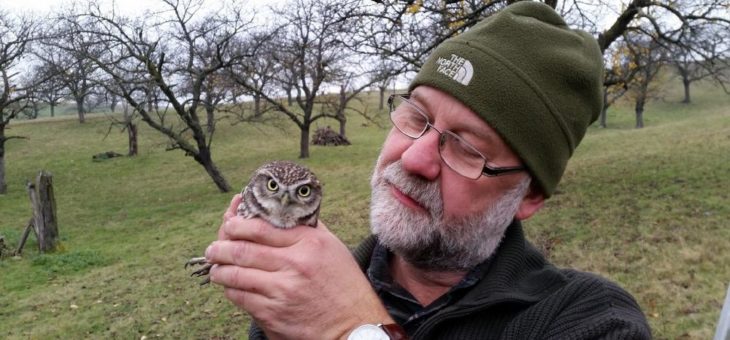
400, 128, 441, 181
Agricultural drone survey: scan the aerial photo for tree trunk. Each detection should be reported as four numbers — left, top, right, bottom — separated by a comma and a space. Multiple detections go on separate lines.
206, 105, 215, 134
338, 85, 347, 138
682, 77, 691, 104
0, 141, 6, 195
635, 96, 645, 129
194, 148, 232, 192
127, 122, 138, 156
50, 104, 55, 117
599, 88, 608, 128
110, 95, 118, 113
0, 127, 6, 194
338, 116, 347, 138
379, 85, 386, 111
254, 94, 262, 118
299, 125, 310, 159
28, 171, 59, 252
75, 96, 86, 123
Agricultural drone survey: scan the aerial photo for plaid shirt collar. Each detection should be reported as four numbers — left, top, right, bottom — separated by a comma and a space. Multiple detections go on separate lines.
367, 242, 493, 332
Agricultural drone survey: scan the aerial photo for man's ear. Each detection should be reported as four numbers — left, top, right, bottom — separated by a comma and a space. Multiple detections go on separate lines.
515, 184, 545, 221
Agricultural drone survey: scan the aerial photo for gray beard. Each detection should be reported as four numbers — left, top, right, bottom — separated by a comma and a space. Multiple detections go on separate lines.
370, 160, 530, 272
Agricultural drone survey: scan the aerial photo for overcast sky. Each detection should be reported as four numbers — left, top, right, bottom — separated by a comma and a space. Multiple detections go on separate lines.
0, 0, 277, 16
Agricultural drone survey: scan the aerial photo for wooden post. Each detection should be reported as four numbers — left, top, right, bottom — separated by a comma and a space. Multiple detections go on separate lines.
14, 218, 35, 255
26, 171, 59, 253
0, 234, 8, 257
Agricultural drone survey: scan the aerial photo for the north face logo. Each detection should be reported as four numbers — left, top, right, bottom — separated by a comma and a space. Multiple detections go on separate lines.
436, 54, 474, 86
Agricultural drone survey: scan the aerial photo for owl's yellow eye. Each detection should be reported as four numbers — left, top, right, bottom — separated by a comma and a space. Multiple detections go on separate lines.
267, 179, 279, 191
297, 185, 311, 197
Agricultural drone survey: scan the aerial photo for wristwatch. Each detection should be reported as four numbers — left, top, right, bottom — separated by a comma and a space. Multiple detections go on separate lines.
347, 323, 408, 340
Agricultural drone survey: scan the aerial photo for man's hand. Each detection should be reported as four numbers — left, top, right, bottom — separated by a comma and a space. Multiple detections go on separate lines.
206, 195, 393, 340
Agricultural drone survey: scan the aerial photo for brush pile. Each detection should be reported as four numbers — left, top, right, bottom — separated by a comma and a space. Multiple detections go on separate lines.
312, 126, 350, 146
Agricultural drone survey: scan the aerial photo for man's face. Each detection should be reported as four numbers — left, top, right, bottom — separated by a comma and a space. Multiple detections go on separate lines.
370, 86, 531, 271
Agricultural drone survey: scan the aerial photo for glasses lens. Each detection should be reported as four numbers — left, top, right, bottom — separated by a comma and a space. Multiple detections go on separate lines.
439, 132, 485, 179
390, 96, 428, 138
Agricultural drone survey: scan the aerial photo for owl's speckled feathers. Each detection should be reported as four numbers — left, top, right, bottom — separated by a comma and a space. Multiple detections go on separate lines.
186, 161, 322, 285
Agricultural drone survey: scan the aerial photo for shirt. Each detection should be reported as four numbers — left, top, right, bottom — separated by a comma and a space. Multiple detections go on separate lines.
367, 243, 493, 335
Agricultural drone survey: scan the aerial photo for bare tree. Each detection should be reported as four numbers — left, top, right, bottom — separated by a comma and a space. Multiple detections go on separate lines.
367, 0, 730, 82
227, 30, 279, 119
624, 33, 667, 129
0, 12, 37, 194
599, 39, 643, 128
669, 25, 730, 103
36, 19, 101, 123
60, 0, 256, 192
233, 0, 366, 158
323, 60, 396, 138
28, 62, 67, 117
372, 59, 399, 110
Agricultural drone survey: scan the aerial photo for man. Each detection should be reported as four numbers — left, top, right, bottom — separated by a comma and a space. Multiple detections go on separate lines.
205, 2, 651, 339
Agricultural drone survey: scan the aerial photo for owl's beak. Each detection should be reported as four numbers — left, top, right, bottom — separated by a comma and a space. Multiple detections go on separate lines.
280, 193, 290, 206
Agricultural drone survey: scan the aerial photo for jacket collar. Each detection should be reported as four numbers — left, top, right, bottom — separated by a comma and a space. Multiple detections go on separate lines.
353, 220, 567, 308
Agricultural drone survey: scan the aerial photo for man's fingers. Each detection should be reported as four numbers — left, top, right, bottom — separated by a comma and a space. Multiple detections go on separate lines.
223, 194, 242, 220
219, 194, 242, 240
205, 240, 284, 272
223, 287, 272, 319
210, 264, 277, 297
221, 216, 313, 247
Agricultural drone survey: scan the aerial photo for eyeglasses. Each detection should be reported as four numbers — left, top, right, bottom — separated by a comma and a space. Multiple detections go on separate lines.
387, 94, 525, 179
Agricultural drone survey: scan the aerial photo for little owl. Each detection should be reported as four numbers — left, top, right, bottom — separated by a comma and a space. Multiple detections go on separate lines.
186, 161, 322, 284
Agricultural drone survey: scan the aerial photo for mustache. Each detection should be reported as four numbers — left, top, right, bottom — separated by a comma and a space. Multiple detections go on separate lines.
379, 161, 443, 218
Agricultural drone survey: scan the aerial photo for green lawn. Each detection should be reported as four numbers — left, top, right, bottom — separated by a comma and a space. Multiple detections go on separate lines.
1, 83, 728, 339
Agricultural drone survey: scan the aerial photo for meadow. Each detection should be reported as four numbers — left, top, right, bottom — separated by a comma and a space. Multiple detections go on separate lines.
0, 81, 728, 339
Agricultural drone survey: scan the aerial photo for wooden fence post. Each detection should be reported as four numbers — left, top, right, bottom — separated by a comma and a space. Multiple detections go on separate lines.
21, 171, 59, 253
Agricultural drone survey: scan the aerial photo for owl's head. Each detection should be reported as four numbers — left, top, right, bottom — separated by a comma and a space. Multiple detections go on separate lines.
249, 161, 322, 228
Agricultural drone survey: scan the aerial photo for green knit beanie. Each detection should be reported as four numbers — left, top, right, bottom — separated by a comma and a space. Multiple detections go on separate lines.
408, 1, 604, 197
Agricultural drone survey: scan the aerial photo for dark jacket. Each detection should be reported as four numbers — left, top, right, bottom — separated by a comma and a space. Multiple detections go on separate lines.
250, 221, 652, 339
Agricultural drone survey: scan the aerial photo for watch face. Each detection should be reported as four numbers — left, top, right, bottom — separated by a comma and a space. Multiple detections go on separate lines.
348, 324, 391, 340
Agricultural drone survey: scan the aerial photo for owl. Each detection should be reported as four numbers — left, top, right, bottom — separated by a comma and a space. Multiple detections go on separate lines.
186, 161, 322, 285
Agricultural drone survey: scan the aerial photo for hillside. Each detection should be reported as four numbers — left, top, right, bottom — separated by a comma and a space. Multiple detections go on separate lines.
1, 83, 728, 339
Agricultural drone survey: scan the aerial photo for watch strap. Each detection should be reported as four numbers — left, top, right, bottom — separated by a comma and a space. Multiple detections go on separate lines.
380, 323, 408, 340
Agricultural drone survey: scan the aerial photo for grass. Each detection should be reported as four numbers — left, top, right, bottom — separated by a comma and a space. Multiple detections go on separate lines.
0, 82, 728, 339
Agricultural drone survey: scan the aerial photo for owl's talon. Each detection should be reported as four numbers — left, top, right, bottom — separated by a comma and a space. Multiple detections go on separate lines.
186, 257, 212, 285
185, 256, 208, 268
190, 264, 212, 277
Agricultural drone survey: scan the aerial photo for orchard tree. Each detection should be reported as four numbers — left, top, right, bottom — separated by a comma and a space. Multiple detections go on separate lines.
37, 19, 101, 123
0, 12, 37, 194
61, 0, 257, 192
227, 30, 279, 119
28, 62, 67, 118
624, 33, 668, 129
366, 0, 730, 85
233, 0, 368, 158
669, 25, 730, 103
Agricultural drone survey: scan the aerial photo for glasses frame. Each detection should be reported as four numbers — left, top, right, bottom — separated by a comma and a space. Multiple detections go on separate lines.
387, 94, 526, 179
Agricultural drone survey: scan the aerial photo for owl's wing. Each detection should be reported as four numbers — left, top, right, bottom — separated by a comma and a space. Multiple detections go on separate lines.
238, 182, 267, 219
